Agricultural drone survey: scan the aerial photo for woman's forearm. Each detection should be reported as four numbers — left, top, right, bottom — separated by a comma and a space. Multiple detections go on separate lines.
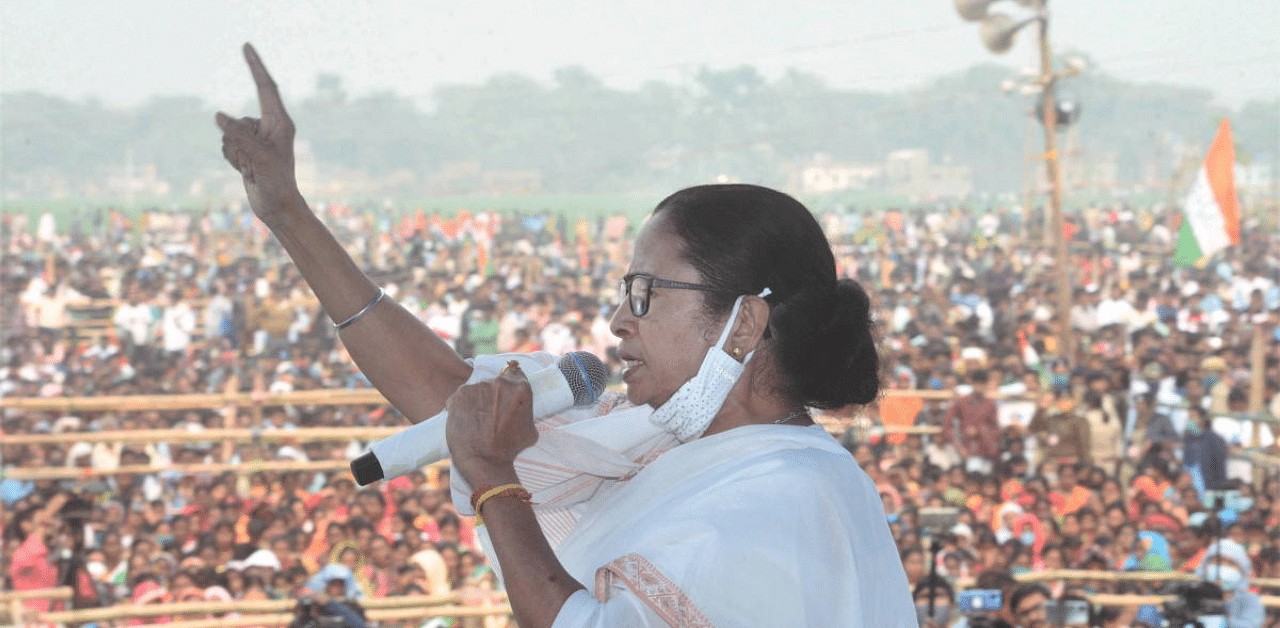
471, 467, 585, 628
262, 194, 471, 424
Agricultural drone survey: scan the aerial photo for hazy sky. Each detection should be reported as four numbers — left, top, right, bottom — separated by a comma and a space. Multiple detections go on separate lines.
3, 0, 1277, 112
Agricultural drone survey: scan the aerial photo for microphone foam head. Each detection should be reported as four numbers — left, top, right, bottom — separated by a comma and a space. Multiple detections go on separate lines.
559, 351, 608, 405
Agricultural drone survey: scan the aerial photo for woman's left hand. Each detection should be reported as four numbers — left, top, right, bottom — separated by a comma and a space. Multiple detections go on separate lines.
445, 361, 538, 483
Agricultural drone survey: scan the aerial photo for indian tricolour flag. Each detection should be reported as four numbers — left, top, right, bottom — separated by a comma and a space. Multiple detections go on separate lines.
1173, 119, 1240, 267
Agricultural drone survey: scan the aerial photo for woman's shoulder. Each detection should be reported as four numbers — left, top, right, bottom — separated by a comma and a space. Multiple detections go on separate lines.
707, 426, 871, 501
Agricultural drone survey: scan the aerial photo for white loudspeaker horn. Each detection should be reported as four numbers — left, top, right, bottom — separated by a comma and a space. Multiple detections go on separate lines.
954, 0, 996, 21
979, 13, 1036, 54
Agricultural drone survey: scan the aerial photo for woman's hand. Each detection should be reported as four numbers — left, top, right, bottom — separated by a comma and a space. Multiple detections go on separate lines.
215, 43, 303, 223
445, 361, 538, 484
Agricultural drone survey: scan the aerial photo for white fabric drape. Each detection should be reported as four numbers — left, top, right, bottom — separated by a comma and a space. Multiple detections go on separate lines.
449, 353, 916, 627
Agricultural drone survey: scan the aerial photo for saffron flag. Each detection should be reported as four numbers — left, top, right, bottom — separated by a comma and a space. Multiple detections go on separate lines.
1173, 119, 1240, 267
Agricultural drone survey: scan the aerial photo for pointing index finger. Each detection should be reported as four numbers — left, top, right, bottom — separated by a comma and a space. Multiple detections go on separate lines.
243, 43, 287, 120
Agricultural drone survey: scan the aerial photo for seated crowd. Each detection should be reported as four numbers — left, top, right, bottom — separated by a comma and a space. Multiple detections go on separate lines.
1, 200, 1278, 627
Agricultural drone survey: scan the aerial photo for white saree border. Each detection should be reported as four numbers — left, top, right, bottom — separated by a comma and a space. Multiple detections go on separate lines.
595, 553, 716, 628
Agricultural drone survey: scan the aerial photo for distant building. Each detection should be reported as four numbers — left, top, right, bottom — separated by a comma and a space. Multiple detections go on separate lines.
796, 150, 973, 200
800, 154, 882, 194
884, 149, 973, 200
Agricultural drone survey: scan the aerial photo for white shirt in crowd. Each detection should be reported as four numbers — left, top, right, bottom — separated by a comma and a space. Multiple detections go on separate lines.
161, 302, 196, 353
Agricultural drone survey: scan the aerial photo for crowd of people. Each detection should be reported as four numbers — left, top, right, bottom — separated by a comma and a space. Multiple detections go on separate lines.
1, 198, 1278, 628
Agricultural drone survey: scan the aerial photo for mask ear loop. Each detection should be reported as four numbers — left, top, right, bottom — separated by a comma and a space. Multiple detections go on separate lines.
718, 288, 772, 363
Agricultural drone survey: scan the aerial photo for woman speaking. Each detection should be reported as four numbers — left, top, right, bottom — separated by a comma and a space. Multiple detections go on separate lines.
217, 43, 915, 628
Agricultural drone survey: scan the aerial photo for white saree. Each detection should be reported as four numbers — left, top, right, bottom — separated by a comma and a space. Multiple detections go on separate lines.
449, 353, 916, 627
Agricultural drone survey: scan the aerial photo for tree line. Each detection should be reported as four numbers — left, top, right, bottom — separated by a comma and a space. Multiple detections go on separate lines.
2, 59, 1276, 200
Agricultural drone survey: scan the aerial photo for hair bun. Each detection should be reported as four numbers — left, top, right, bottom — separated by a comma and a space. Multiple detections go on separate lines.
770, 278, 880, 408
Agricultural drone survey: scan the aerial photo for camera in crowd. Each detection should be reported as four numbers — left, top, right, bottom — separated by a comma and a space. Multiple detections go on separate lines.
1160, 581, 1227, 628
956, 588, 1004, 628
289, 597, 357, 628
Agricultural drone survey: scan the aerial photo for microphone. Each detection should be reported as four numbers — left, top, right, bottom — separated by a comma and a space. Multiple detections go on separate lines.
349, 351, 608, 486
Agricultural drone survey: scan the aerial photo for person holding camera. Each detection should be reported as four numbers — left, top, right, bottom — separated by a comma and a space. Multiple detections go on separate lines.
1195, 539, 1263, 628
914, 574, 957, 628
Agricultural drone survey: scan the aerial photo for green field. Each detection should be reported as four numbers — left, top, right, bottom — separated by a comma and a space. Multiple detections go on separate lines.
1, 188, 924, 233
4, 187, 1189, 236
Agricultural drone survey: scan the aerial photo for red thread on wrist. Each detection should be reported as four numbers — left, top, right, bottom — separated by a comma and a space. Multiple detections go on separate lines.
470, 483, 533, 526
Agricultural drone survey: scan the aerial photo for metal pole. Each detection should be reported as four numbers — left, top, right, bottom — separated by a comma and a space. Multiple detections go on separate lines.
1037, 11, 1074, 365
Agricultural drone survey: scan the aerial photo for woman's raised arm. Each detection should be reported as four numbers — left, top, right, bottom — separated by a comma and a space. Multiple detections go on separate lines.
215, 43, 470, 424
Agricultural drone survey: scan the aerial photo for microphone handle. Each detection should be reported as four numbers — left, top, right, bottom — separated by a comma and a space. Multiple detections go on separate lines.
353, 409, 449, 485
350, 353, 575, 486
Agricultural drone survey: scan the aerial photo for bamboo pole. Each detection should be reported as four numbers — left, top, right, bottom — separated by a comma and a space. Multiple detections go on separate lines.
146, 612, 294, 628
37, 592, 471, 623
37, 593, 509, 625
0, 419, 935, 448
3, 388, 1274, 422
1, 457, 454, 481
1090, 593, 1280, 609
3, 426, 400, 446
2, 460, 351, 481
368, 604, 511, 621
0, 388, 388, 412
1087, 593, 1173, 607
1249, 323, 1267, 447
1018, 569, 1197, 583
0, 587, 74, 603
136, 605, 513, 628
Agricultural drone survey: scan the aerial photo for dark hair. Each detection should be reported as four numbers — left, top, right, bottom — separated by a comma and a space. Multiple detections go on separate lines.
900, 545, 924, 561
974, 569, 1017, 595
652, 184, 879, 407
1009, 583, 1051, 615
913, 575, 955, 602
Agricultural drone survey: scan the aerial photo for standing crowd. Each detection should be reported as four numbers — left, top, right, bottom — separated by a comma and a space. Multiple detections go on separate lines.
2, 199, 1278, 627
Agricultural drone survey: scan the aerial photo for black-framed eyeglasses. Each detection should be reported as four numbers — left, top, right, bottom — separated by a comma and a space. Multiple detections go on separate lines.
618, 273, 722, 317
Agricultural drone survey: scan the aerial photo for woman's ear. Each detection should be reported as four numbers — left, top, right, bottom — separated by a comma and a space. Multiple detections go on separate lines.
727, 295, 771, 360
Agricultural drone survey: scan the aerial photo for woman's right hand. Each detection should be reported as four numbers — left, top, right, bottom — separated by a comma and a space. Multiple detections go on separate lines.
215, 43, 303, 224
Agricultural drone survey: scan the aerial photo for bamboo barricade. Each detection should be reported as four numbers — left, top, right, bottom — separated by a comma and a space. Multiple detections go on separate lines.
0, 588, 74, 604
18, 581, 1280, 626
31, 592, 511, 626
2, 426, 401, 446
956, 570, 1280, 589
3, 387, 1275, 421
0, 388, 388, 412
0, 387, 951, 414
949, 570, 1280, 608
0, 457, 453, 481
2, 460, 352, 481
2, 587, 72, 627
143, 605, 514, 628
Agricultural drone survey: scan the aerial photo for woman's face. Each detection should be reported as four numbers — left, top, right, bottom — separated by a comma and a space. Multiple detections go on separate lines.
1102, 481, 1121, 504
339, 547, 359, 569
1106, 508, 1126, 530
213, 525, 234, 548
1117, 527, 1136, 548
1044, 548, 1064, 570
903, 551, 925, 580
610, 212, 720, 409
102, 533, 123, 562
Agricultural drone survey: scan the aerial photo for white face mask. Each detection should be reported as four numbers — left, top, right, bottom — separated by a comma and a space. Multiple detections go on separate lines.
1204, 563, 1244, 591
650, 289, 769, 442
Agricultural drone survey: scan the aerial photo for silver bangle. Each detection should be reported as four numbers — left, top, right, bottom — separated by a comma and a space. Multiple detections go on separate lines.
334, 288, 385, 330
